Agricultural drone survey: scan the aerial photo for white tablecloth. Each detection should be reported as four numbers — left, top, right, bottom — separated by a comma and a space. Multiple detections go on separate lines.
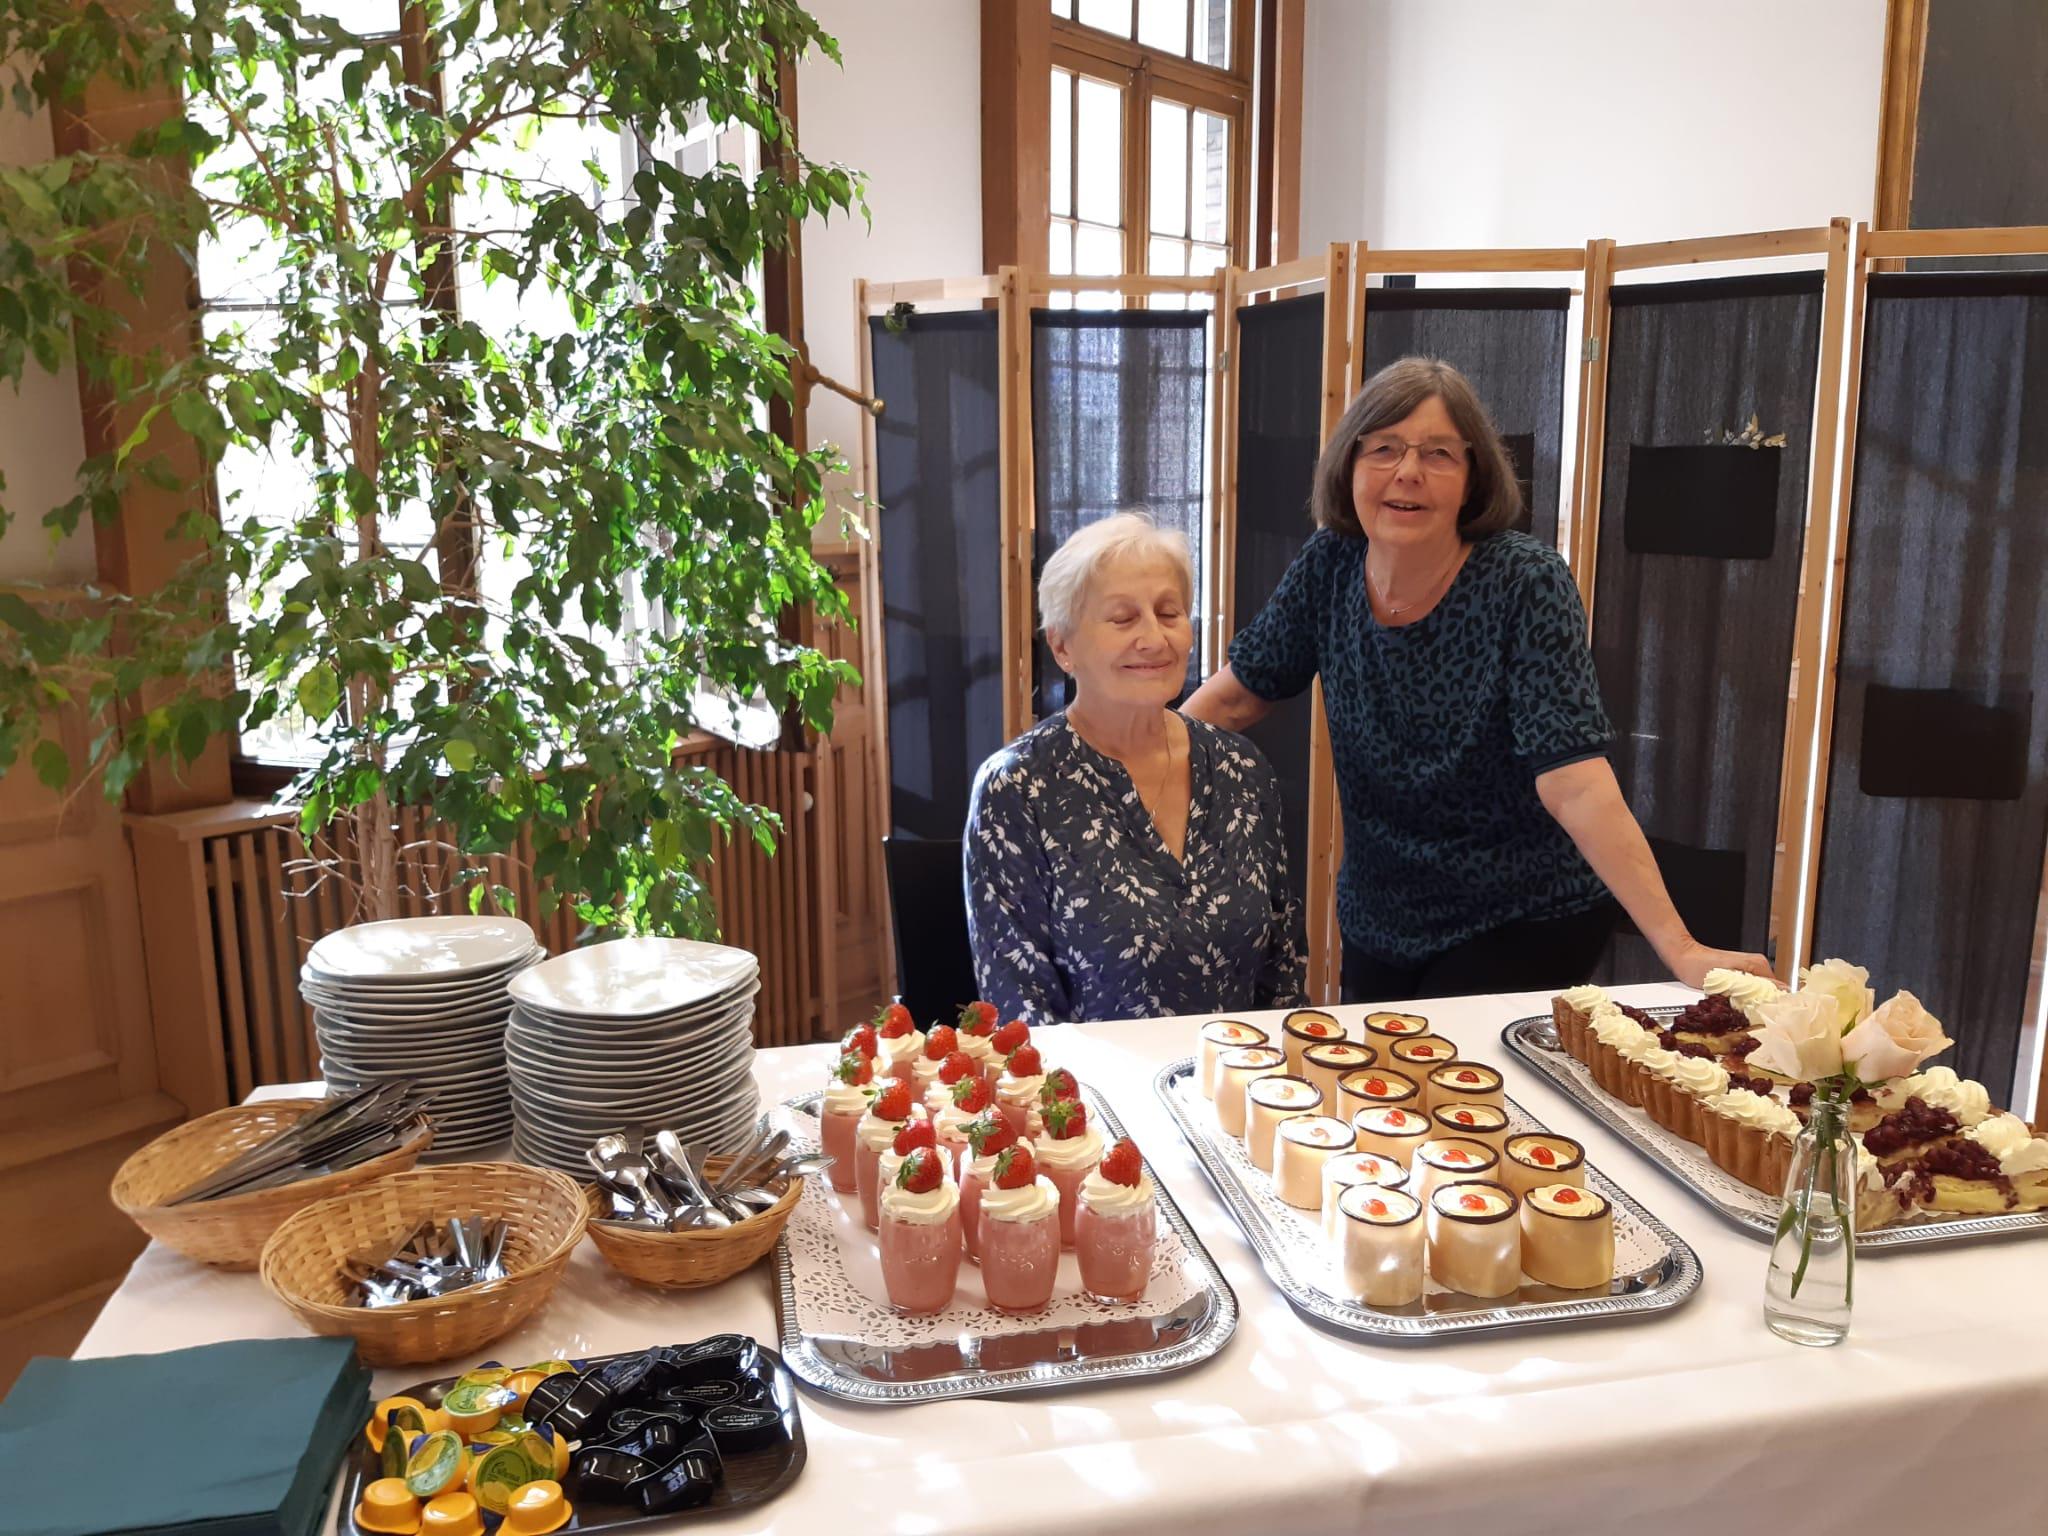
78, 983, 2048, 1534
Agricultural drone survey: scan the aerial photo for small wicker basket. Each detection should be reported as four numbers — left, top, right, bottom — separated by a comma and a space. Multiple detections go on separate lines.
109, 1099, 434, 1271
258, 1161, 587, 1366
581, 1156, 801, 1288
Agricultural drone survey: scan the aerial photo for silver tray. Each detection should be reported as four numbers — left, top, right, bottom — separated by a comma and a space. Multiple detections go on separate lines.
1502, 1009, 2048, 1251
770, 1083, 1237, 1403
1156, 1057, 1701, 1340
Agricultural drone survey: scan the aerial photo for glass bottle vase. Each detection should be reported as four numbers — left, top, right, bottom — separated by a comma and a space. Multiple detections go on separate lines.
1763, 1091, 1856, 1345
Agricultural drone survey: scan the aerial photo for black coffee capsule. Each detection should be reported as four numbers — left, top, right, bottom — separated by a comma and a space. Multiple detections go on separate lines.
595, 1348, 660, 1399
659, 1379, 739, 1412
522, 1372, 579, 1424
670, 1333, 758, 1386
633, 1448, 722, 1515
733, 1360, 784, 1409
565, 1446, 655, 1500
605, 1415, 690, 1464
701, 1404, 788, 1455
540, 1373, 616, 1439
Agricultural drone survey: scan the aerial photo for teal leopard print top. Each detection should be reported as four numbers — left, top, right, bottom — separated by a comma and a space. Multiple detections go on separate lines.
1229, 529, 1611, 964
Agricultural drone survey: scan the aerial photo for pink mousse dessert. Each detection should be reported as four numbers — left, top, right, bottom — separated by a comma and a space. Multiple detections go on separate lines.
955, 1110, 1020, 1261
878, 1147, 961, 1314
854, 1079, 920, 1230
1033, 1096, 1104, 1247
819, 1049, 876, 1194
932, 1073, 994, 1169
977, 1144, 1061, 1313
911, 1024, 960, 1104
874, 1001, 925, 1084
995, 1042, 1048, 1140
1075, 1136, 1156, 1304
925, 1046, 981, 1116
954, 1001, 1002, 1088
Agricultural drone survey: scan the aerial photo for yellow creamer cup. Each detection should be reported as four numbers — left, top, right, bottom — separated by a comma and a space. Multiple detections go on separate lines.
355, 1478, 423, 1536
419, 1492, 486, 1536
502, 1480, 573, 1536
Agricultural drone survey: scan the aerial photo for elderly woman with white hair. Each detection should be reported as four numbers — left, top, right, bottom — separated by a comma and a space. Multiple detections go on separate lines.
963, 513, 1305, 1024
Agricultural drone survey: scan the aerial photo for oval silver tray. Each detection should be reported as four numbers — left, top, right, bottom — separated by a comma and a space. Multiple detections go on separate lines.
1502, 1009, 2048, 1250
772, 1083, 1237, 1403
1155, 1057, 1701, 1340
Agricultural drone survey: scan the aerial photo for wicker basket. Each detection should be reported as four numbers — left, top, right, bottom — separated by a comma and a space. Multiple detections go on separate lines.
109, 1100, 434, 1271
258, 1161, 587, 1366
581, 1156, 801, 1289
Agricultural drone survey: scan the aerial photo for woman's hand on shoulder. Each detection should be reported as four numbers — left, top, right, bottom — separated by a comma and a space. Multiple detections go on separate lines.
1663, 937, 1779, 991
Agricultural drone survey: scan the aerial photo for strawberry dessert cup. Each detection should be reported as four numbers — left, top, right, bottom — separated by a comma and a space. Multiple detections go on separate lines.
878, 1148, 961, 1314
1075, 1137, 1156, 1303
977, 1144, 1061, 1312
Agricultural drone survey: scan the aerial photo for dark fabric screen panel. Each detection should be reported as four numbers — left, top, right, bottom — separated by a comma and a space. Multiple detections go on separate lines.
1030, 310, 1210, 716
871, 311, 1005, 842
1811, 272, 2048, 1105
1359, 288, 1570, 549
1231, 293, 1324, 936
1589, 273, 1825, 981
1908, 0, 2048, 272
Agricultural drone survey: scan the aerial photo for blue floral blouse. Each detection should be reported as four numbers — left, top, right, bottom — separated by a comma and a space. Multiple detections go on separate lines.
963, 713, 1307, 1025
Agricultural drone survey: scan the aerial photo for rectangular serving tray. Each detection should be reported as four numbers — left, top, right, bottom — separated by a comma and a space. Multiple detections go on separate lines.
773, 1081, 1237, 1403
340, 1344, 805, 1532
1155, 1057, 1701, 1341
1502, 1009, 2048, 1251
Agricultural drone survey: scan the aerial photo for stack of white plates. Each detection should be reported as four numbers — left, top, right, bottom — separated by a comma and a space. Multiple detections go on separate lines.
301, 915, 542, 1156
504, 936, 763, 1172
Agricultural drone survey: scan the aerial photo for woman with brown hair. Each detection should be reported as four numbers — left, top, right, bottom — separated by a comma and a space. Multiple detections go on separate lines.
1183, 356, 1774, 1002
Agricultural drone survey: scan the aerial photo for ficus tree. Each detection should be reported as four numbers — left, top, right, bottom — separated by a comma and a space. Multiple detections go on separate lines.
0, 0, 863, 935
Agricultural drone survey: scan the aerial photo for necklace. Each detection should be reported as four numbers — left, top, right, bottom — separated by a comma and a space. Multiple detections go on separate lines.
1368, 544, 1466, 619
1142, 719, 1180, 813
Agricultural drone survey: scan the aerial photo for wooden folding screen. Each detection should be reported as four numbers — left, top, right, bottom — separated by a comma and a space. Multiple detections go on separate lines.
1579, 226, 1850, 979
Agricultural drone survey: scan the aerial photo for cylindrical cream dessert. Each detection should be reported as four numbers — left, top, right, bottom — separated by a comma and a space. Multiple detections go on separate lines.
1245, 1074, 1322, 1171
1428, 1102, 1510, 1154
1426, 1181, 1522, 1298
1321, 1150, 1408, 1241
1410, 1136, 1500, 1204
1033, 1121, 1105, 1246
996, 1067, 1046, 1140
1500, 1134, 1586, 1197
1280, 1009, 1346, 1075
1389, 1035, 1459, 1074
1301, 1040, 1378, 1110
877, 1171, 961, 1314
1273, 1114, 1352, 1208
1363, 1011, 1432, 1048
1519, 1183, 1613, 1290
977, 1174, 1061, 1313
1075, 1166, 1157, 1303
1351, 1103, 1431, 1165
1214, 1046, 1285, 1138
819, 1076, 871, 1193
1336, 1067, 1421, 1121
1425, 1061, 1503, 1114
1338, 1184, 1424, 1307
1198, 1020, 1270, 1099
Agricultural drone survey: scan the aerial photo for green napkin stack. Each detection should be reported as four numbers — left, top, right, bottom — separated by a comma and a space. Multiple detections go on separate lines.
0, 1337, 370, 1536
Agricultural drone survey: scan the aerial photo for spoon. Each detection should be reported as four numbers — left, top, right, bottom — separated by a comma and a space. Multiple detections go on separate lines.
588, 1134, 678, 1223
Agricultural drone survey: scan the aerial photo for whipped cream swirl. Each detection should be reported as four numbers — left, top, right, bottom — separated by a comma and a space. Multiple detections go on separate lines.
1967, 1113, 2048, 1176
1885, 1065, 1992, 1127
1706, 1088, 1799, 1138
879, 1174, 957, 1224
822, 1079, 871, 1117
978, 1173, 1059, 1223
1033, 1125, 1104, 1170
1079, 1168, 1155, 1214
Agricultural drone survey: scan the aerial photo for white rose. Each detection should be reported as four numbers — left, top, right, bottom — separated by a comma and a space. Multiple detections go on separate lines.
1798, 957, 1874, 1028
1747, 991, 1845, 1083
1839, 990, 1952, 1085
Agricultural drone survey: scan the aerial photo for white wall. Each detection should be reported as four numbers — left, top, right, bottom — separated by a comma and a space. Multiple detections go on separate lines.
796, 0, 982, 524
0, 95, 93, 586
1300, 0, 1887, 257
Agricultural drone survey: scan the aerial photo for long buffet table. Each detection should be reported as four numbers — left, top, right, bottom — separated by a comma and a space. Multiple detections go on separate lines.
77, 983, 2048, 1534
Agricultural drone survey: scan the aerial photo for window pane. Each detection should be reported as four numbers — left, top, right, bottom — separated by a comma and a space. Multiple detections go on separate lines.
1189, 242, 1227, 276
1193, 110, 1230, 244
1050, 69, 1073, 218
1051, 0, 1073, 17
1149, 235, 1187, 276
1050, 220, 1074, 275
1074, 221, 1122, 275
1149, 99, 1187, 236
1137, 0, 1189, 55
1193, 0, 1230, 67
1076, 0, 1132, 37
1074, 75, 1123, 226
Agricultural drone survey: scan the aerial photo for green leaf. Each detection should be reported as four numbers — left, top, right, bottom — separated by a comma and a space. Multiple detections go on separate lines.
444, 737, 477, 773
296, 664, 342, 721
32, 738, 69, 793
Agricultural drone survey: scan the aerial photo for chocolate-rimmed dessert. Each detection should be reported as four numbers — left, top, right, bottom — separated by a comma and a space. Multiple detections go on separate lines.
1390, 1035, 1459, 1071
1351, 1103, 1430, 1164
1198, 1020, 1269, 1100
1280, 1009, 1346, 1075
1425, 1180, 1522, 1298
1321, 1150, 1408, 1240
1246, 1073, 1323, 1171
1411, 1136, 1501, 1203
1428, 1102, 1510, 1153
1301, 1039, 1378, 1108
1214, 1045, 1285, 1138
1274, 1113, 1354, 1208
1336, 1067, 1421, 1117
1500, 1133, 1586, 1197
1424, 1061, 1504, 1114
1337, 1184, 1425, 1307
1363, 1010, 1431, 1044
1519, 1183, 1614, 1289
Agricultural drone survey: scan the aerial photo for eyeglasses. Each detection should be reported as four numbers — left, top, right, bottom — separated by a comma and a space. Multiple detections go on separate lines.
1356, 433, 1469, 475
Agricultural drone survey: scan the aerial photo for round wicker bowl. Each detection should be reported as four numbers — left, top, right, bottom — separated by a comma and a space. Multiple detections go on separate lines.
258, 1161, 587, 1366
581, 1155, 802, 1289
109, 1099, 435, 1271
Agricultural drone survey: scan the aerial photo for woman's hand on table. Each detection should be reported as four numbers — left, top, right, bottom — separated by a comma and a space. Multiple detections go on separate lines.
1661, 937, 1778, 991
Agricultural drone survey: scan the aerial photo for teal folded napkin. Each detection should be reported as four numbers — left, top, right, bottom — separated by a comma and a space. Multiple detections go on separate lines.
0, 1337, 370, 1536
